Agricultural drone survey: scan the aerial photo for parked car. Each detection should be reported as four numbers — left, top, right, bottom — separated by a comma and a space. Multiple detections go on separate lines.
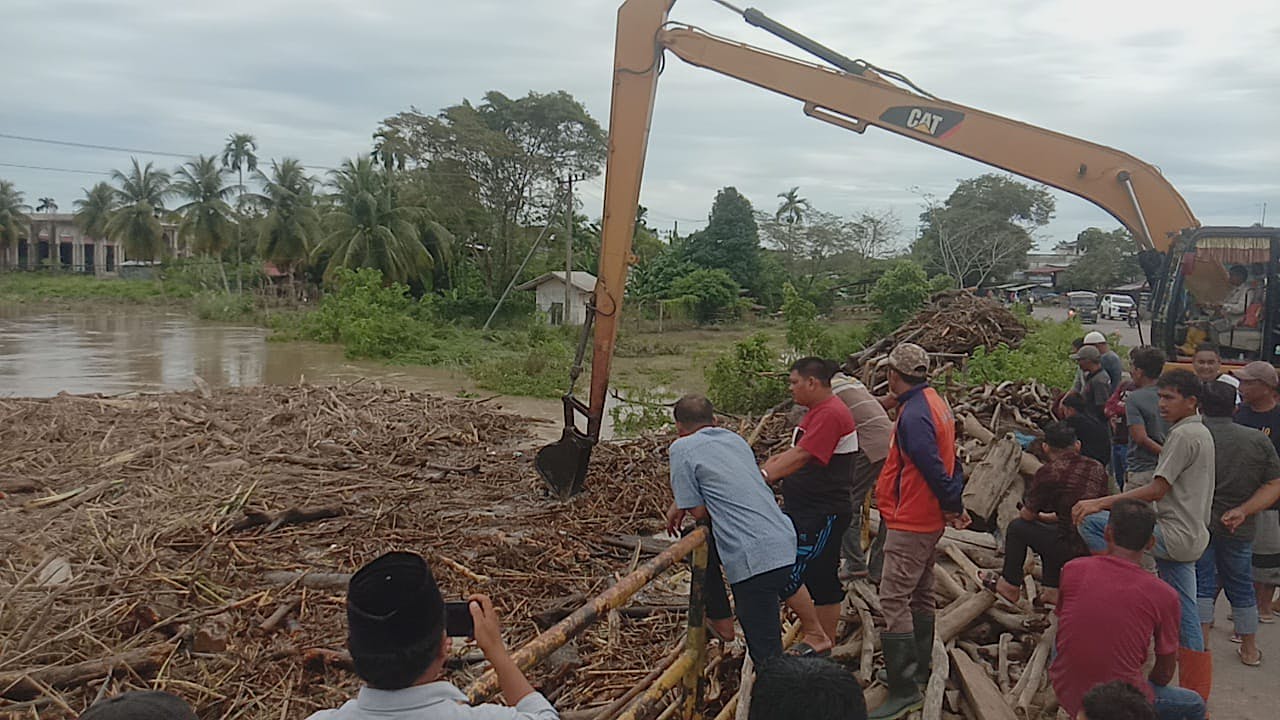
1099, 293, 1136, 320
1065, 291, 1099, 324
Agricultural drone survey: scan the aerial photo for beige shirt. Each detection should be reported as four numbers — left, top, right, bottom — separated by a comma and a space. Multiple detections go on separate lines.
1152, 414, 1214, 562
831, 373, 892, 463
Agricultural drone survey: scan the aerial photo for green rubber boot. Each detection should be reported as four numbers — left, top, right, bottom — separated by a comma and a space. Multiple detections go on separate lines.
911, 612, 936, 685
869, 633, 924, 720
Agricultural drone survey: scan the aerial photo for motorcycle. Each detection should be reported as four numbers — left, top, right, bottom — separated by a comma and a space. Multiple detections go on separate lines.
1127, 307, 1139, 327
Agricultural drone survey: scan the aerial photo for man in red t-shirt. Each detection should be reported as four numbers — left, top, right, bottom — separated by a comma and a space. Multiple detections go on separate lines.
762, 357, 857, 652
1052, 499, 1205, 720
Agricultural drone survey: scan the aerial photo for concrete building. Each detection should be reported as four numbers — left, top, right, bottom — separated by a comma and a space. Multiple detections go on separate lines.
2, 214, 181, 275
516, 271, 597, 325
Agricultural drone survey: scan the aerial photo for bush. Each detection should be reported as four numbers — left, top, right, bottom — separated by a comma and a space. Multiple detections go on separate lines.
301, 268, 424, 359
668, 268, 741, 323
963, 318, 1082, 390
706, 333, 788, 414
192, 291, 256, 321
866, 260, 935, 335
610, 386, 674, 437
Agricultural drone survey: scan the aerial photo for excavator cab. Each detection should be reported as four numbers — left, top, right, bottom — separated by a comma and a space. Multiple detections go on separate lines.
1149, 227, 1280, 362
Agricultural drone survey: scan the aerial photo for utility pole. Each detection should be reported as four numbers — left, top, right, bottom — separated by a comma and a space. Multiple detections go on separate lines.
559, 174, 587, 325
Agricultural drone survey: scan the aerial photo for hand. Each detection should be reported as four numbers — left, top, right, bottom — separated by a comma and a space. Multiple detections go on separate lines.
665, 503, 687, 536
1221, 507, 1247, 533
468, 594, 506, 658
945, 510, 972, 530
1072, 498, 1103, 526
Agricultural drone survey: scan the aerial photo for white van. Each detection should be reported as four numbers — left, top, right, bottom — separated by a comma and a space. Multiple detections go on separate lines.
1099, 294, 1136, 320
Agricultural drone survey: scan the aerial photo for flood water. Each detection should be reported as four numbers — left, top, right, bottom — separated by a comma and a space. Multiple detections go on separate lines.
0, 305, 566, 438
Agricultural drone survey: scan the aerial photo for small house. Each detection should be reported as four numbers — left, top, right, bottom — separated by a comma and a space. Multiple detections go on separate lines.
516, 271, 597, 325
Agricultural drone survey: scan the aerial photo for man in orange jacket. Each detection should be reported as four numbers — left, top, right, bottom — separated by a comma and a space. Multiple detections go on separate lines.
870, 343, 971, 720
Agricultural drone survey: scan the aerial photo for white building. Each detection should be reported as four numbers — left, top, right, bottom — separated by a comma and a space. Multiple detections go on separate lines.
2, 213, 181, 275
516, 271, 597, 325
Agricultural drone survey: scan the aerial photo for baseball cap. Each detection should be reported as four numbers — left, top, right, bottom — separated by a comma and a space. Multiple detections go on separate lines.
1070, 345, 1102, 362
1232, 361, 1278, 388
80, 691, 197, 720
1083, 331, 1107, 345
887, 343, 929, 377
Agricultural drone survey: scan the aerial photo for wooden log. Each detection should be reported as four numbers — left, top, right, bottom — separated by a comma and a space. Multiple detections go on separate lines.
937, 592, 998, 643
943, 544, 984, 590
1015, 619, 1057, 718
997, 633, 1013, 694
232, 505, 344, 532
260, 597, 302, 634
963, 435, 1023, 521
263, 570, 351, 589
985, 608, 1050, 634
0, 643, 174, 700
951, 647, 1019, 720
923, 636, 950, 720
934, 562, 967, 601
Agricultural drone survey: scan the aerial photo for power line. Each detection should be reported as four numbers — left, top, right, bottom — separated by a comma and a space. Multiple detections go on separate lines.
0, 132, 191, 159
0, 160, 111, 176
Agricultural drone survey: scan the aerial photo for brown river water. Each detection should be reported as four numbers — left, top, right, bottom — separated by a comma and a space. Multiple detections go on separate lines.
0, 305, 571, 440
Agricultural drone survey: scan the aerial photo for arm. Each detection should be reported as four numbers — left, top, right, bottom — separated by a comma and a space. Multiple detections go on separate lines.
1223, 478, 1280, 532
470, 595, 542, 707
1149, 653, 1177, 687
1128, 423, 1163, 456
761, 446, 814, 484
1073, 476, 1171, 524
897, 404, 964, 513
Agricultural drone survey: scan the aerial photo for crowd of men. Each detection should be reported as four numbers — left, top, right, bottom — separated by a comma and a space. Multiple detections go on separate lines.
77, 337, 1280, 720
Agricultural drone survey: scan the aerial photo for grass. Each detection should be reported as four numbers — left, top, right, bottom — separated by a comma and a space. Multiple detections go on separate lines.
0, 273, 173, 303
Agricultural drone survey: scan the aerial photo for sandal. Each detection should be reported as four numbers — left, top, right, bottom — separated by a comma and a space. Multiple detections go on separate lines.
1259, 614, 1276, 624
787, 642, 831, 658
1231, 634, 1243, 644
979, 570, 1020, 604
1238, 647, 1262, 667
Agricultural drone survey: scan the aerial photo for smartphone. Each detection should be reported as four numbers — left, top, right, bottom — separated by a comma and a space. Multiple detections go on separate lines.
444, 601, 474, 637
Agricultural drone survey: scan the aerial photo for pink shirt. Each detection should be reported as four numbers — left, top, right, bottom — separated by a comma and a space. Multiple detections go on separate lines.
1050, 556, 1180, 717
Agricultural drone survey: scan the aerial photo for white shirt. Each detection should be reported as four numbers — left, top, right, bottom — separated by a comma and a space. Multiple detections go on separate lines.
306, 683, 559, 720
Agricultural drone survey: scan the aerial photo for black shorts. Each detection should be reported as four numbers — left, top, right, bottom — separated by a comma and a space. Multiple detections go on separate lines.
782, 513, 852, 606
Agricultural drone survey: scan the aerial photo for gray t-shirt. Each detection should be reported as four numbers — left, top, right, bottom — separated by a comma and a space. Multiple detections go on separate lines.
1082, 369, 1111, 420
1126, 385, 1168, 472
1204, 417, 1280, 541
1152, 414, 1214, 562
1100, 350, 1124, 393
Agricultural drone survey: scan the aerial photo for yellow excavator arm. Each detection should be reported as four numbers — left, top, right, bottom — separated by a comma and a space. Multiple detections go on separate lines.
535, 0, 1201, 497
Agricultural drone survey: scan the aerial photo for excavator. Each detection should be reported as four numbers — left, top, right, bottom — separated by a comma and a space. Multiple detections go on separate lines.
535, 0, 1280, 498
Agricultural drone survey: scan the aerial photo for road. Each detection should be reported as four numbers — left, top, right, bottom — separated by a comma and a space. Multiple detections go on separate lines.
1031, 304, 1147, 349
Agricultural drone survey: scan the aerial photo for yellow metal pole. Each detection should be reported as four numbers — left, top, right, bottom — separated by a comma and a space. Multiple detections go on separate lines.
616, 651, 697, 720
681, 522, 709, 720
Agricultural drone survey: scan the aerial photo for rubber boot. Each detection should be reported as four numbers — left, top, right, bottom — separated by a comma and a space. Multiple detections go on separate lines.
911, 612, 936, 685
869, 633, 924, 720
1178, 647, 1213, 705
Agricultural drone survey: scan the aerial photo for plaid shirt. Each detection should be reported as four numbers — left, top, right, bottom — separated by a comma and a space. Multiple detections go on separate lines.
1025, 450, 1109, 555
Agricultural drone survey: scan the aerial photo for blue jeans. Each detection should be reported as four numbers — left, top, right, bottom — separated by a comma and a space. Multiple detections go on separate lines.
1195, 534, 1258, 635
1151, 681, 1206, 720
1079, 512, 1205, 651
1112, 444, 1129, 489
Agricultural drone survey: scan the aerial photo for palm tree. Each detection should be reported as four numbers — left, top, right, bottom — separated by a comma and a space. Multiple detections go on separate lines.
316, 156, 433, 285
73, 182, 117, 271
172, 155, 235, 291
775, 186, 810, 270
0, 180, 31, 269
253, 158, 320, 294
35, 197, 59, 269
107, 158, 170, 262
221, 132, 258, 293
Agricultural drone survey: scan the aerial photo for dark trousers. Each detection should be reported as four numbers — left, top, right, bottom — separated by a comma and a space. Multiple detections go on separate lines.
704, 536, 792, 664
1001, 518, 1080, 588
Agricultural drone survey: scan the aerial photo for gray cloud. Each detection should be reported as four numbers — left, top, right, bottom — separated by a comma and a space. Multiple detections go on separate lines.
4, 0, 1278, 248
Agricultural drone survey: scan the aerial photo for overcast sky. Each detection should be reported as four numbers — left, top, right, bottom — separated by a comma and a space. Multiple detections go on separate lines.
4, 0, 1278, 250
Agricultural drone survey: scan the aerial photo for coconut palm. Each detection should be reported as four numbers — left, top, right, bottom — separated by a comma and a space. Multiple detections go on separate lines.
221, 132, 258, 292
316, 156, 433, 285
172, 155, 236, 291
0, 180, 31, 269
775, 186, 810, 270
73, 182, 117, 271
253, 158, 320, 291
34, 197, 59, 269
107, 158, 170, 262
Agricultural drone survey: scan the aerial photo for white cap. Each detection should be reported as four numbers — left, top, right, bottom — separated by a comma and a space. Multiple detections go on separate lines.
1083, 331, 1106, 345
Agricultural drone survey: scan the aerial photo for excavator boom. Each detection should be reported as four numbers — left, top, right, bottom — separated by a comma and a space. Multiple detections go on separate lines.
535, 0, 1201, 498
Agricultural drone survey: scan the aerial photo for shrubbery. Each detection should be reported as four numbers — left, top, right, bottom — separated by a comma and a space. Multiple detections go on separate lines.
706, 333, 788, 414
962, 318, 1082, 390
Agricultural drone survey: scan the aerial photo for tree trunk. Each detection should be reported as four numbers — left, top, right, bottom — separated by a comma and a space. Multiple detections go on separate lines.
236, 169, 244, 294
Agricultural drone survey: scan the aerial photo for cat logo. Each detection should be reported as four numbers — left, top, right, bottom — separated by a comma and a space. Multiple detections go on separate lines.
879, 106, 965, 139
906, 108, 944, 136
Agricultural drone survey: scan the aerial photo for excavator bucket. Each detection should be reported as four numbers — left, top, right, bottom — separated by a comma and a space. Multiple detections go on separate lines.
536, 427, 592, 499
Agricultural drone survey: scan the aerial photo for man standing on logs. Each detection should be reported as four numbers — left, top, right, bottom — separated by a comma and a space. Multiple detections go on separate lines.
831, 370, 893, 582
666, 394, 833, 662
869, 343, 970, 720
761, 357, 858, 652
1052, 500, 1205, 720
1073, 369, 1215, 704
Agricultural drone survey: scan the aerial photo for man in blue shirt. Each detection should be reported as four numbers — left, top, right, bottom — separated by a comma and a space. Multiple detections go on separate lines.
667, 394, 832, 661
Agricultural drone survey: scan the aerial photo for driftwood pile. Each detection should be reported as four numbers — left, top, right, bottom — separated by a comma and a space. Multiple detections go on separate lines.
0, 385, 724, 719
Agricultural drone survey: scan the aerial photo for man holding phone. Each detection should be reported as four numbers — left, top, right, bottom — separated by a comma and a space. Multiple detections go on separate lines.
306, 551, 558, 720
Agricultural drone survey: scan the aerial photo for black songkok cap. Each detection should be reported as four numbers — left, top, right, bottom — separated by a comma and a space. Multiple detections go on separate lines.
346, 551, 444, 655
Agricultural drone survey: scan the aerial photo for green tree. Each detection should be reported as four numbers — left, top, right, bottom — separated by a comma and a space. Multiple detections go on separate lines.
221, 132, 259, 292
72, 182, 116, 271
254, 158, 321, 288
107, 159, 170, 262
375, 90, 606, 293
867, 260, 937, 334
706, 334, 788, 414
685, 187, 761, 289
773, 186, 810, 270
172, 155, 236, 291
35, 197, 58, 269
316, 156, 434, 286
0, 181, 30, 269
914, 174, 1054, 286
1061, 227, 1138, 292
667, 267, 740, 323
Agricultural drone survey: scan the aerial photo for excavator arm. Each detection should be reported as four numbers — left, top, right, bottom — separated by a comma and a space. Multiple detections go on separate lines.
535, 0, 1200, 498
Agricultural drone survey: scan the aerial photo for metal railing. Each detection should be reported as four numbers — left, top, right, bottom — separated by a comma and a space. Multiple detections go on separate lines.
466, 525, 710, 720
